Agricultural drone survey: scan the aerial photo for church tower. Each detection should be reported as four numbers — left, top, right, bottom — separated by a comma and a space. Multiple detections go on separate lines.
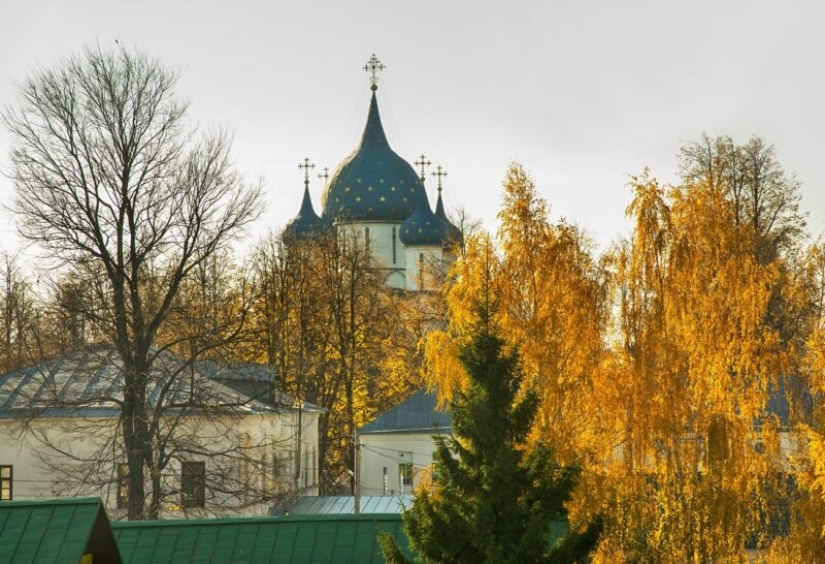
284, 55, 460, 291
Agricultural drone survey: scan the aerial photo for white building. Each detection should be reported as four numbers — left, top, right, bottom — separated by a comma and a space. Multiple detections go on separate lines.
0, 346, 322, 519
358, 390, 450, 496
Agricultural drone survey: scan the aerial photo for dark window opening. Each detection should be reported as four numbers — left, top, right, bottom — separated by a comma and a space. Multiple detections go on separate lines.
117, 463, 129, 509
0, 465, 12, 501
181, 461, 205, 508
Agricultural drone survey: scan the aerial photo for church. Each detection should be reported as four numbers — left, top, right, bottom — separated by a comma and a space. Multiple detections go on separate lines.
283, 55, 462, 291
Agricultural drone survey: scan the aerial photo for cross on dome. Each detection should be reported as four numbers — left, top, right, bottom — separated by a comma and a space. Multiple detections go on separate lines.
432, 165, 448, 193
364, 54, 385, 91
298, 157, 315, 189
318, 166, 330, 187
414, 154, 432, 183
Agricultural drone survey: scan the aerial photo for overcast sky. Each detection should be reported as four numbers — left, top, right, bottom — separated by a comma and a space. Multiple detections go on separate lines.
2, 0, 823, 258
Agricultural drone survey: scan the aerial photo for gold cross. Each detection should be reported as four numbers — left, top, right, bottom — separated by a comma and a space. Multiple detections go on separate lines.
432, 165, 448, 193
414, 154, 431, 183
298, 157, 315, 188
318, 166, 330, 186
364, 54, 385, 91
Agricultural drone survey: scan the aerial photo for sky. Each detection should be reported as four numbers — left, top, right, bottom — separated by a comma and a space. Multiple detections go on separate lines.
1, 0, 824, 260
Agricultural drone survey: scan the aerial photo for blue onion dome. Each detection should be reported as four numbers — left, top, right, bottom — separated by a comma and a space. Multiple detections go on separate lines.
399, 196, 450, 247
434, 189, 463, 248
283, 185, 324, 240
322, 92, 427, 222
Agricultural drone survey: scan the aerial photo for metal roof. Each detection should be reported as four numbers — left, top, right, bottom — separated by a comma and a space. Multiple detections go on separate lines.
284, 495, 412, 515
0, 346, 308, 418
0, 497, 122, 564
359, 390, 451, 435
112, 513, 411, 564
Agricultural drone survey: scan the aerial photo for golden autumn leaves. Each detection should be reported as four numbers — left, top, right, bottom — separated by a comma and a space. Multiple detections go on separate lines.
422, 149, 825, 562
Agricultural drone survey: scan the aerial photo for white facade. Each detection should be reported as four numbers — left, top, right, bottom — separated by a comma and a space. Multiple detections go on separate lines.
338, 222, 407, 289
0, 408, 320, 518
0, 347, 323, 518
359, 431, 443, 496
403, 246, 444, 292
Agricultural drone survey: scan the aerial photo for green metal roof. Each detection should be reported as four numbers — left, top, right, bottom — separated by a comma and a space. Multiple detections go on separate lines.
0, 497, 122, 564
322, 91, 427, 223
112, 513, 412, 564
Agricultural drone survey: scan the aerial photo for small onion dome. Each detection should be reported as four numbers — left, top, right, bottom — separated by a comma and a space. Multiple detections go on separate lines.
399, 196, 450, 247
322, 91, 426, 222
434, 190, 463, 249
283, 186, 324, 240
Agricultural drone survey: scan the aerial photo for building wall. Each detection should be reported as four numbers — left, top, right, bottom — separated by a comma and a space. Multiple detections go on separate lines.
404, 247, 444, 291
359, 432, 445, 496
0, 409, 321, 518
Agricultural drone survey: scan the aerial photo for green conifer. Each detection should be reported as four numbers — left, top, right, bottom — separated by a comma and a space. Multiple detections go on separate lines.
380, 299, 602, 563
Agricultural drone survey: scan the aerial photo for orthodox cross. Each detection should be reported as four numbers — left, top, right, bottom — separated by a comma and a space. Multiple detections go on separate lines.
364, 54, 385, 91
414, 154, 431, 183
298, 157, 315, 188
432, 165, 448, 193
318, 166, 330, 187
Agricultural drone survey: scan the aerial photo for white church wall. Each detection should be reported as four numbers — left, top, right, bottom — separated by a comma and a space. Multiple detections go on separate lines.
404, 247, 444, 291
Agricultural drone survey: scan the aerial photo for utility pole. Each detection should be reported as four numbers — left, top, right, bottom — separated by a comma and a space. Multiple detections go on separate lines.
353, 427, 361, 514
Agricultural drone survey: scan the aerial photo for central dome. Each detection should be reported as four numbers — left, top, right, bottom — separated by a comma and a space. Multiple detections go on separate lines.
322, 92, 426, 222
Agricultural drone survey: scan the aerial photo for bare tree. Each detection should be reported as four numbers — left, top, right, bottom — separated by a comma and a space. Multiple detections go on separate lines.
3, 44, 262, 519
0, 251, 39, 372
679, 134, 806, 264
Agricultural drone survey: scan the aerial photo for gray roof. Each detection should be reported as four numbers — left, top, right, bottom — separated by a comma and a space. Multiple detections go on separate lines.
0, 345, 315, 418
283, 495, 412, 515
359, 390, 451, 434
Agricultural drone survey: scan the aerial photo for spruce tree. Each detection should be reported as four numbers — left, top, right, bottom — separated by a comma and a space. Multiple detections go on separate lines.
380, 302, 602, 564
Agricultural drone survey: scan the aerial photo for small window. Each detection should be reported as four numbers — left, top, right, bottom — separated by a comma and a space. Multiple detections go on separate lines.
399, 462, 413, 490
0, 465, 12, 501
117, 463, 129, 509
392, 227, 397, 264
275, 451, 293, 482
365, 227, 370, 253
181, 461, 205, 508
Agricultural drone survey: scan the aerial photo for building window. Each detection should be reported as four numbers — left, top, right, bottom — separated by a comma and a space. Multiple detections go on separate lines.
399, 462, 413, 491
117, 463, 129, 509
392, 227, 397, 264
181, 461, 205, 508
365, 227, 370, 253
0, 465, 12, 500
419, 253, 425, 290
